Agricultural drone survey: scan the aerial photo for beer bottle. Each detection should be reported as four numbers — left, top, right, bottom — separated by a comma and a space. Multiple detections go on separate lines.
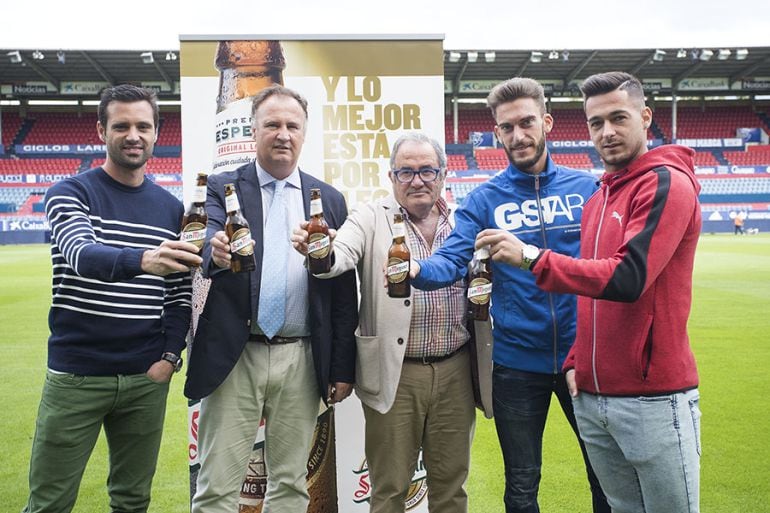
305, 407, 337, 513
181, 172, 209, 263
306, 188, 331, 274
213, 41, 285, 174
468, 246, 493, 321
238, 443, 267, 513
387, 213, 411, 298
215, 40, 286, 113
224, 183, 256, 273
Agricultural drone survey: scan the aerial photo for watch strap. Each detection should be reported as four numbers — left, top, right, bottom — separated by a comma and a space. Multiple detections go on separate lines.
161, 352, 183, 372
519, 244, 542, 271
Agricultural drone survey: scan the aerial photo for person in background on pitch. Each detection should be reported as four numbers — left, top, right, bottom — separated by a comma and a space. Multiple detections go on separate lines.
476, 71, 702, 513
23, 84, 201, 513
185, 85, 358, 513
733, 213, 745, 235
292, 133, 485, 513
410, 78, 609, 513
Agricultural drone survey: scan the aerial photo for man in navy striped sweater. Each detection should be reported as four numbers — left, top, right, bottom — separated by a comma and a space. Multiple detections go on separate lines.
22, 85, 201, 513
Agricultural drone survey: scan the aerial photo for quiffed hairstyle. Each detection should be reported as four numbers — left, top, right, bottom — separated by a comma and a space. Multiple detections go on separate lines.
580, 71, 646, 105
486, 77, 546, 117
98, 84, 159, 129
251, 85, 309, 120
389, 132, 447, 170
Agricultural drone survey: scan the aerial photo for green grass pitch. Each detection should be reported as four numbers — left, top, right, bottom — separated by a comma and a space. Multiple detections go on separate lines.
2, 235, 769, 512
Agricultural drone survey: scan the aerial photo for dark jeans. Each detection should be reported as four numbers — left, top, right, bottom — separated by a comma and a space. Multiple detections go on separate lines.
493, 364, 610, 513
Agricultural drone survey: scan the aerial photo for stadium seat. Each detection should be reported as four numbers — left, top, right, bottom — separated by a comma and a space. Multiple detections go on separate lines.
724, 145, 770, 166
653, 106, 764, 141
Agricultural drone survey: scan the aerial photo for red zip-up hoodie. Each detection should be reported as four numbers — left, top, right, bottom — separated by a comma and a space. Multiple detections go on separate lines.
533, 145, 701, 396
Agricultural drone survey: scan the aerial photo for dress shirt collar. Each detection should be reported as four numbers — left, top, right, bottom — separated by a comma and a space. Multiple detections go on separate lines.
255, 162, 301, 190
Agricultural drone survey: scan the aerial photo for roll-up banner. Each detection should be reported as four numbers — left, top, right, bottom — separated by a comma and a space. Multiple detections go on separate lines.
180, 34, 444, 513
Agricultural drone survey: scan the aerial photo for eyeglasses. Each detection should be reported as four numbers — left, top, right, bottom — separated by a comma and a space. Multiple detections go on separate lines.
392, 167, 442, 183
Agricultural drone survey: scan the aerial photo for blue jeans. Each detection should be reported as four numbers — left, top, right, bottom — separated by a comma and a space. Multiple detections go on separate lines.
493, 365, 609, 513
572, 390, 701, 513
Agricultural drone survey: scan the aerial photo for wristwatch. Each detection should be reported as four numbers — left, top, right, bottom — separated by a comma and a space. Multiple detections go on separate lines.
161, 352, 183, 372
520, 244, 541, 271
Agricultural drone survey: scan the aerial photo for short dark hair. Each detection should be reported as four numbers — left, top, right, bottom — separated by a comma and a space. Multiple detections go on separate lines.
98, 84, 159, 129
487, 77, 546, 117
580, 71, 645, 105
251, 85, 309, 121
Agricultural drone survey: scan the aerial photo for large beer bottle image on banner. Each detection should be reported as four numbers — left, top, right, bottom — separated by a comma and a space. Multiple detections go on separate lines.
192, 39, 285, 337
187, 39, 340, 513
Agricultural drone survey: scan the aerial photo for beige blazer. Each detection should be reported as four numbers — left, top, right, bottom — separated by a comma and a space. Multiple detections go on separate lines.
320, 195, 493, 417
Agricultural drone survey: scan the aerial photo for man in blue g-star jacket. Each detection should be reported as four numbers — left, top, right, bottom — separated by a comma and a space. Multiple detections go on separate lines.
412, 78, 609, 513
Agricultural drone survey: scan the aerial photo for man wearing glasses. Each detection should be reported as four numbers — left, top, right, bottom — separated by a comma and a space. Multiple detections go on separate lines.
292, 132, 481, 513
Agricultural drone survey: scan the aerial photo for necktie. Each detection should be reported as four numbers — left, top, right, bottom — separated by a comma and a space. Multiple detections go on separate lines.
258, 180, 288, 339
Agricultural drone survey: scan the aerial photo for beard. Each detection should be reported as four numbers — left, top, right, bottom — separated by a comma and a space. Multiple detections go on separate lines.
107, 143, 152, 170
504, 132, 546, 172
597, 138, 646, 172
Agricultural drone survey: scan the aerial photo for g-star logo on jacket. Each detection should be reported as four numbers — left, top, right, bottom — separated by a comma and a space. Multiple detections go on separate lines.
493, 193, 586, 231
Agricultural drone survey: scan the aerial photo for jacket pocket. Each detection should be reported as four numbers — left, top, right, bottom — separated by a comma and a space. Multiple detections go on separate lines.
634, 313, 655, 381
355, 335, 381, 395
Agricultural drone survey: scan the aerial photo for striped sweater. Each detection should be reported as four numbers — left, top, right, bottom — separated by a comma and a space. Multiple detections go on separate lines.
44, 167, 192, 376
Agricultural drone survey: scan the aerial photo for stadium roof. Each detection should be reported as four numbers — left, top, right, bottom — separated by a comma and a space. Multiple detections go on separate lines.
444, 47, 770, 97
2, 46, 770, 100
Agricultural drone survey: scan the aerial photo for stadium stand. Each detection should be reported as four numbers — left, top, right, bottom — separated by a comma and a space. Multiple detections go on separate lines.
693, 151, 721, 167
6, 111, 183, 147
698, 175, 770, 201
157, 114, 182, 146
447, 154, 469, 170
23, 113, 102, 145
446, 179, 489, 206
1, 112, 23, 146
0, 186, 47, 212
444, 107, 659, 143
724, 145, 770, 166
652, 106, 766, 141
90, 156, 183, 175
547, 108, 663, 141
550, 152, 593, 169
445, 109, 493, 145
0, 158, 81, 175
474, 148, 508, 170
3, 106, 768, 220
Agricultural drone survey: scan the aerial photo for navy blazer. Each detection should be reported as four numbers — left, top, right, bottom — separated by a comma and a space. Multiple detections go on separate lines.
184, 162, 358, 401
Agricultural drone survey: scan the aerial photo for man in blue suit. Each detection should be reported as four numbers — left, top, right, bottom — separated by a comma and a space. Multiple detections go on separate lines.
186, 85, 358, 513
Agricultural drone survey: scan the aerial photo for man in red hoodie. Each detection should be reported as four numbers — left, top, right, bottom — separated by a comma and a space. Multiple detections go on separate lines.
476, 72, 702, 513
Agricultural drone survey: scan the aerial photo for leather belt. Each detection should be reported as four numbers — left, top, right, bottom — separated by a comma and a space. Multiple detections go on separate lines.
403, 344, 466, 365
248, 333, 303, 345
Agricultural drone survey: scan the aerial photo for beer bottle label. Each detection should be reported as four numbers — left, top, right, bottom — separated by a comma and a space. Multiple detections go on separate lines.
307, 233, 330, 258
214, 97, 256, 174
474, 246, 490, 260
181, 222, 207, 249
239, 446, 267, 507
192, 185, 207, 204
225, 192, 241, 213
310, 198, 323, 216
305, 407, 335, 507
387, 258, 409, 283
392, 222, 405, 239
467, 278, 492, 304
230, 228, 254, 256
